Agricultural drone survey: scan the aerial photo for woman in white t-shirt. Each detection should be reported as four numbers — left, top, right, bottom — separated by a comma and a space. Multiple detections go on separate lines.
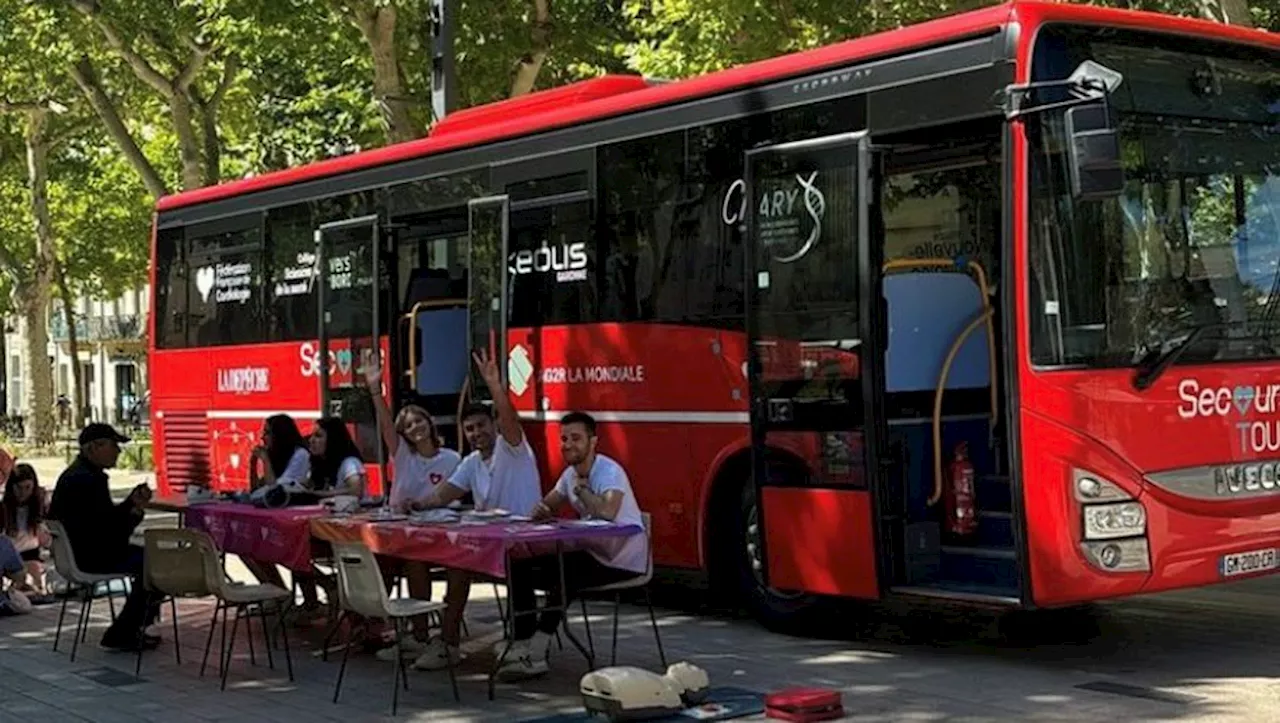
249, 414, 311, 491
365, 364, 461, 513
366, 363, 461, 661
242, 415, 313, 598
308, 417, 368, 499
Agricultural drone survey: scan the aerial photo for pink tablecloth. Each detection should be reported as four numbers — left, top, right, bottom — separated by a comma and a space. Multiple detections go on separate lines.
185, 503, 327, 572
310, 517, 642, 579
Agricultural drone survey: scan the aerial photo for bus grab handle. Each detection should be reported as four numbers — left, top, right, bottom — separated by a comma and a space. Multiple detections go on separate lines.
929, 307, 994, 506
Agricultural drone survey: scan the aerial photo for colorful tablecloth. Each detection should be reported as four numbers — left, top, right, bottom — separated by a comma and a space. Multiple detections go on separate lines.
185, 503, 327, 572
310, 517, 642, 579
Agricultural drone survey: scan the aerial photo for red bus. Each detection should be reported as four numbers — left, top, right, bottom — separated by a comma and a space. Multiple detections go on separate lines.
149, 1, 1280, 628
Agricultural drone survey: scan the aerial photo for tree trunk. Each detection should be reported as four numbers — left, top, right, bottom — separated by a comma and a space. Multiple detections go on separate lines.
170, 92, 205, 191
54, 259, 85, 429
21, 110, 57, 446
350, 4, 424, 143
509, 0, 552, 97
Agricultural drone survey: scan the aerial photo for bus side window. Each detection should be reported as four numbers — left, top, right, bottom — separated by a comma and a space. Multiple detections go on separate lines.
155, 226, 188, 349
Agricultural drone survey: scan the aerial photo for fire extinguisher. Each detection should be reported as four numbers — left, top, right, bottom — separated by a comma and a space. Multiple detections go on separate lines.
946, 442, 978, 537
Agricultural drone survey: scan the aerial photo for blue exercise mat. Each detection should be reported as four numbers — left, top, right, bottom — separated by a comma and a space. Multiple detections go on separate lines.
517, 686, 763, 723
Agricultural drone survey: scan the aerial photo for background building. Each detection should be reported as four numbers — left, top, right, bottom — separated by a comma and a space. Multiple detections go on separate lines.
4, 286, 149, 430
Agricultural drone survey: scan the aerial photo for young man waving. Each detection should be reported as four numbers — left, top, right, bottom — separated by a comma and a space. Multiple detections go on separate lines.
501, 411, 647, 678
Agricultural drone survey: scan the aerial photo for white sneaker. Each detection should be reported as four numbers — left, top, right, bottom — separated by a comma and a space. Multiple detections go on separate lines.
412, 638, 465, 671
375, 637, 427, 662
492, 638, 530, 661
498, 651, 550, 679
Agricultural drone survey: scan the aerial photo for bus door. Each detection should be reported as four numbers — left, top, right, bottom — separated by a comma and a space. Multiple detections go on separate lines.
466, 196, 510, 404
743, 132, 883, 600
316, 215, 387, 479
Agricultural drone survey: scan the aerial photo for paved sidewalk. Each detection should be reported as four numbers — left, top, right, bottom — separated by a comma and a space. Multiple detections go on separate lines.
7, 568, 1280, 722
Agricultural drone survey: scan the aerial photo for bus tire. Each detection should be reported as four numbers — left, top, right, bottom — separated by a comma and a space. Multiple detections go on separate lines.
731, 474, 822, 632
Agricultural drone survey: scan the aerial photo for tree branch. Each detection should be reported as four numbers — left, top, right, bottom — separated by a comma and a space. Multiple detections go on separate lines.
69, 0, 175, 97
209, 54, 238, 109
174, 41, 213, 92
67, 56, 169, 198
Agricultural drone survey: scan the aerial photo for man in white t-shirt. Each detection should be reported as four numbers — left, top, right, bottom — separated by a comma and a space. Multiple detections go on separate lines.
409, 348, 542, 670
499, 411, 646, 679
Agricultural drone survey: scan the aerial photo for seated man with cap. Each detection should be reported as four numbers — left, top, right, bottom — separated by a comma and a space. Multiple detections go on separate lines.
48, 423, 160, 651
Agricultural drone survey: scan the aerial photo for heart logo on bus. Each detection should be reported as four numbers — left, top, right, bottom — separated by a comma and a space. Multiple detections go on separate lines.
229, 453, 241, 469
336, 349, 353, 375
195, 266, 215, 303
1234, 385, 1255, 415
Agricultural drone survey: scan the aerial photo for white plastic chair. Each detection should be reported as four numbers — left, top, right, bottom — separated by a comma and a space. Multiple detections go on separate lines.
187, 529, 294, 691
578, 513, 665, 668
47, 521, 132, 662
329, 542, 456, 715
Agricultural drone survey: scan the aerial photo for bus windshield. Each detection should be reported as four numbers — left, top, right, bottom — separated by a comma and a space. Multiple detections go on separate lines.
1028, 27, 1280, 369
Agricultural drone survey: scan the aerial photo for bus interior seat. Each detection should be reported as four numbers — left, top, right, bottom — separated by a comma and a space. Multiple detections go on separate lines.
402, 268, 455, 310
413, 307, 470, 397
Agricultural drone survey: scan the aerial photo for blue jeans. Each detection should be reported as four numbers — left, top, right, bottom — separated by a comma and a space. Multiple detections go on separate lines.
0, 537, 22, 578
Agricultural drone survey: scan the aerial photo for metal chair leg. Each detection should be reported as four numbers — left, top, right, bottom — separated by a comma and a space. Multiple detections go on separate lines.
53, 586, 71, 652
391, 619, 407, 716
645, 587, 667, 668
106, 583, 118, 623
320, 610, 345, 662
493, 583, 508, 638
332, 613, 353, 704
170, 597, 182, 664
70, 589, 91, 662
277, 602, 294, 682
221, 606, 242, 691
79, 591, 94, 643
200, 602, 221, 677
244, 605, 257, 666
259, 604, 276, 671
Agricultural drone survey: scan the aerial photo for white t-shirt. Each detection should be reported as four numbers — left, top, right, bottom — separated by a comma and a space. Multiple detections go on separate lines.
554, 454, 647, 574
8, 507, 39, 552
390, 445, 461, 509
333, 456, 365, 495
448, 437, 540, 515
278, 448, 310, 489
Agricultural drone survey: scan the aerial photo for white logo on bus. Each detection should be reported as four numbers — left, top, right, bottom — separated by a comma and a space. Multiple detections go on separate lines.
508, 344, 534, 396
509, 242, 588, 283
1179, 378, 1280, 455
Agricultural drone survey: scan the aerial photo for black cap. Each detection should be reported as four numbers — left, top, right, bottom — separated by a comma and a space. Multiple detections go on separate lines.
79, 423, 130, 446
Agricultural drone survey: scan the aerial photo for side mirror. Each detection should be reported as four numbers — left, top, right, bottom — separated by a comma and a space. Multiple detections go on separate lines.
1065, 103, 1125, 200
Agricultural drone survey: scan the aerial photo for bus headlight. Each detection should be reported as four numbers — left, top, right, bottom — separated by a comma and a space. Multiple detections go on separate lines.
1082, 501, 1147, 540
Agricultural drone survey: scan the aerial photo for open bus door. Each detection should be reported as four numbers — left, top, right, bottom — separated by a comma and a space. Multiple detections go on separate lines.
316, 215, 388, 488
465, 196, 510, 405
743, 133, 883, 608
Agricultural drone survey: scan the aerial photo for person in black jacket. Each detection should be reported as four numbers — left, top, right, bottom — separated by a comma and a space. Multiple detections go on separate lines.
48, 423, 159, 651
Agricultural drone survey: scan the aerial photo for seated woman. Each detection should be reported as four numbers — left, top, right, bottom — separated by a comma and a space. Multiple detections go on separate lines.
1, 464, 52, 601
308, 417, 368, 499
365, 364, 461, 662
242, 415, 318, 605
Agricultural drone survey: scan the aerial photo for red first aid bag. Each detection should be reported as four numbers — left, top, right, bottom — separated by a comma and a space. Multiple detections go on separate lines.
764, 687, 844, 722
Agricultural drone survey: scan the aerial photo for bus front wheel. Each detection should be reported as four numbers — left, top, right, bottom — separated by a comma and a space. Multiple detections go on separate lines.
731, 478, 822, 631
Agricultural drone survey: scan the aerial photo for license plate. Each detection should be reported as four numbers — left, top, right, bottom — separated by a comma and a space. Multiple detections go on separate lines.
1219, 548, 1280, 578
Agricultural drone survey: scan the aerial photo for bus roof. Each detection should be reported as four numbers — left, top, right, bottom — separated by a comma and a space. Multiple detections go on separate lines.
155, 0, 1277, 214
